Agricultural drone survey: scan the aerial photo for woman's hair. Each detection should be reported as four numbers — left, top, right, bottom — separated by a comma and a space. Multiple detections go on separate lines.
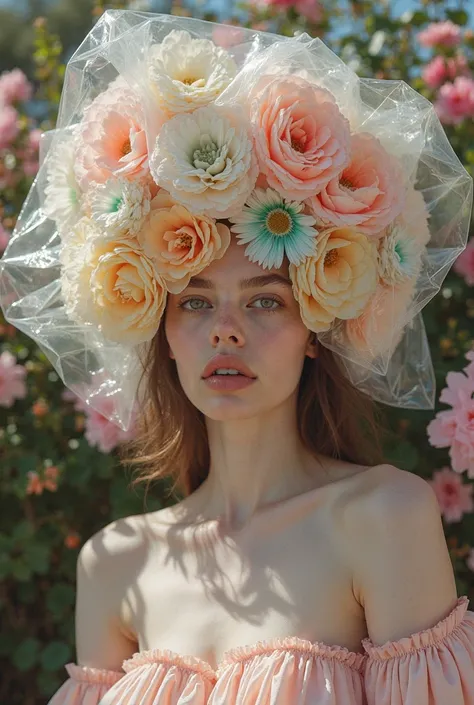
119, 319, 389, 506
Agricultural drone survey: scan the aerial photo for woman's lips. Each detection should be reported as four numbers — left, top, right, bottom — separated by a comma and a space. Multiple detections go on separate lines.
203, 374, 257, 391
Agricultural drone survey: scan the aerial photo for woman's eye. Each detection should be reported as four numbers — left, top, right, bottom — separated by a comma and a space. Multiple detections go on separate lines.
179, 298, 211, 311
251, 296, 282, 310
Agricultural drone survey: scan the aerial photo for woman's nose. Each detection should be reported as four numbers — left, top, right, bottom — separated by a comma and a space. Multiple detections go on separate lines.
209, 312, 245, 347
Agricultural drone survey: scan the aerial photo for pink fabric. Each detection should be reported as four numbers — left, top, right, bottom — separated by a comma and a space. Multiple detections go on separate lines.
47, 596, 474, 704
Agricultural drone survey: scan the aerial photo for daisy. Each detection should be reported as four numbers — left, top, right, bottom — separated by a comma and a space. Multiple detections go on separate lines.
88, 176, 152, 237
377, 222, 424, 286
228, 188, 318, 269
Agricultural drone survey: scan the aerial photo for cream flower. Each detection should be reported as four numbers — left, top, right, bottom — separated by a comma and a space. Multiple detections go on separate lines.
138, 204, 231, 293
44, 132, 83, 237
88, 176, 152, 237
147, 30, 237, 115
60, 222, 167, 345
150, 104, 258, 219
377, 187, 431, 286
289, 226, 378, 332
345, 278, 416, 359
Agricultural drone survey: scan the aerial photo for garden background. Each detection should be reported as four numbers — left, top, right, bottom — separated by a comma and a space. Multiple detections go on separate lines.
1, 0, 474, 702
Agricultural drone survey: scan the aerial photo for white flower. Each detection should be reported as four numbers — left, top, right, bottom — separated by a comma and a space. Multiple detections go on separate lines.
147, 29, 236, 115
377, 223, 423, 286
88, 176, 152, 236
43, 133, 82, 236
150, 104, 258, 219
229, 188, 318, 269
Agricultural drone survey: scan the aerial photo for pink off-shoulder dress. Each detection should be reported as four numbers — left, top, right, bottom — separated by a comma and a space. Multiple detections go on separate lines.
47, 594, 474, 705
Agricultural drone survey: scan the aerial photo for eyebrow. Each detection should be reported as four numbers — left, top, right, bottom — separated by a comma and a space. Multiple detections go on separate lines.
186, 274, 293, 290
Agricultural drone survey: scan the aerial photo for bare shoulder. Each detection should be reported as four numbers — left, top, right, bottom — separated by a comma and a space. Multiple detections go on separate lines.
79, 512, 149, 573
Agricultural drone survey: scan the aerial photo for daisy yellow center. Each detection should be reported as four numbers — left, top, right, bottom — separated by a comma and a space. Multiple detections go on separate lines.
266, 209, 292, 236
339, 176, 355, 190
121, 139, 132, 156
324, 249, 339, 267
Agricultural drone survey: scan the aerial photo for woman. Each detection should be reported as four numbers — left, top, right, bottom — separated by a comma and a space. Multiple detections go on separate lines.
1, 10, 473, 705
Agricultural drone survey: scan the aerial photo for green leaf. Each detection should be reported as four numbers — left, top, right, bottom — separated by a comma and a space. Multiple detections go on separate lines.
12, 638, 41, 671
400, 10, 429, 27
12, 520, 35, 543
384, 440, 420, 471
40, 641, 72, 671
46, 583, 75, 617
445, 9, 469, 26
23, 543, 51, 575
11, 559, 31, 582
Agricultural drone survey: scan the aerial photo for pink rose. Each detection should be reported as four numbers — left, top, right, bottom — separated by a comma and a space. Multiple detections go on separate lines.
0, 68, 32, 105
75, 77, 149, 190
294, 0, 323, 22
308, 132, 405, 237
453, 238, 474, 286
429, 467, 474, 523
0, 222, 10, 252
0, 105, 20, 149
434, 76, 474, 125
251, 75, 350, 201
83, 398, 136, 453
422, 54, 471, 89
0, 350, 27, 407
417, 21, 462, 48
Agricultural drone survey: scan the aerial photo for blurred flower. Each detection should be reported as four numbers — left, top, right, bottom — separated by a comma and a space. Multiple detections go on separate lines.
83, 398, 136, 453
27, 127, 42, 152
434, 76, 474, 125
26, 471, 43, 495
64, 533, 81, 549
427, 355, 474, 477
32, 398, 49, 417
429, 467, 474, 523
422, 54, 471, 90
0, 105, 20, 149
0, 350, 27, 407
212, 24, 245, 48
43, 466, 59, 492
417, 20, 462, 48
0, 222, 10, 252
0, 68, 32, 105
453, 238, 474, 286
467, 547, 474, 573
256, 0, 323, 19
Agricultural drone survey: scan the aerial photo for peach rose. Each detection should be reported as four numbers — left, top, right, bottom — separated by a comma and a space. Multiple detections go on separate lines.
138, 205, 231, 294
308, 132, 406, 237
251, 76, 351, 200
88, 242, 167, 345
289, 226, 378, 333
345, 278, 416, 359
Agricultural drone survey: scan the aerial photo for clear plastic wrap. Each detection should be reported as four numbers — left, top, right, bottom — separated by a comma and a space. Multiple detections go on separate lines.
0, 10, 471, 430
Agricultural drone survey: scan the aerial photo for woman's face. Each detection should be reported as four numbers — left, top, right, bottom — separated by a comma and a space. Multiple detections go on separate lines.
164, 237, 317, 420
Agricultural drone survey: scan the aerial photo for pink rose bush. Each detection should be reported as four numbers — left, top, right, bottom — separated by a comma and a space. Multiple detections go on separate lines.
0, 68, 32, 105
38, 27, 432, 377
427, 350, 474, 477
422, 55, 471, 90
434, 76, 474, 125
417, 21, 463, 49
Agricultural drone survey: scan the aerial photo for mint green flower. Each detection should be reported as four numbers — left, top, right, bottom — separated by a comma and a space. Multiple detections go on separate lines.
228, 188, 318, 269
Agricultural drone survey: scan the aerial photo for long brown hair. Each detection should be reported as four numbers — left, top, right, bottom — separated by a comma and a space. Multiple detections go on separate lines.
119, 319, 388, 506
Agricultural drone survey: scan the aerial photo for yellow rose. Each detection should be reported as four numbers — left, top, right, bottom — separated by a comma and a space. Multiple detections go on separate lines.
289, 226, 378, 332
138, 204, 231, 294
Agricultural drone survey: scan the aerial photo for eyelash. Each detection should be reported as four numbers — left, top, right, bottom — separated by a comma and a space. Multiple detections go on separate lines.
177, 295, 284, 313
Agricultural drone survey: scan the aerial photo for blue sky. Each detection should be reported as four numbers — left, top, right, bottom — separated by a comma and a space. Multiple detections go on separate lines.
1, 0, 473, 28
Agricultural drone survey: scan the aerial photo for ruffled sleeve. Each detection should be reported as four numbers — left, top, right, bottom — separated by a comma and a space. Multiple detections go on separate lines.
362, 595, 474, 704
47, 663, 124, 704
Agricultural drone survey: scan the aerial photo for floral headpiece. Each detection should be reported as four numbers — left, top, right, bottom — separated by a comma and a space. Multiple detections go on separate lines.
0, 11, 472, 431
